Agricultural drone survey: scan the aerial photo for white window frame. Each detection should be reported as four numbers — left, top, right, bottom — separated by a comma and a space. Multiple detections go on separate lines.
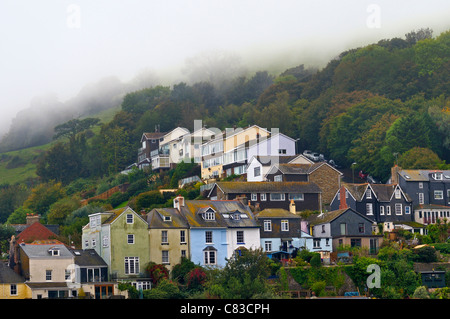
366, 203, 373, 215
386, 206, 391, 215
10, 284, 17, 296
204, 250, 216, 265
161, 230, 168, 244
270, 193, 285, 201
395, 188, 401, 199
395, 203, 403, 215
125, 257, 140, 275
380, 206, 385, 215
288, 193, 304, 201
264, 220, 272, 231
126, 214, 134, 224
127, 234, 135, 244
264, 241, 272, 252
434, 190, 444, 200
260, 193, 267, 201
162, 251, 169, 264
366, 189, 372, 199
419, 193, 424, 204
251, 193, 258, 201
281, 220, 289, 231
205, 231, 213, 244
180, 230, 186, 244
46, 270, 52, 281
274, 175, 283, 182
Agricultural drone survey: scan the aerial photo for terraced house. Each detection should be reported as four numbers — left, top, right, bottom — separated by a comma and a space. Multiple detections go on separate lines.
82, 207, 151, 288
173, 196, 261, 267
146, 206, 190, 272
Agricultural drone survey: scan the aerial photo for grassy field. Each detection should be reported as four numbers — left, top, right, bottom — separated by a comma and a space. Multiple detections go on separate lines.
0, 106, 120, 185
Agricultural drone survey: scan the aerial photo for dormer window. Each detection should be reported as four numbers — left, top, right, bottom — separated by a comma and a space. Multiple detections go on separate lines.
432, 172, 443, 180
201, 207, 216, 220
49, 247, 60, 256
164, 216, 172, 222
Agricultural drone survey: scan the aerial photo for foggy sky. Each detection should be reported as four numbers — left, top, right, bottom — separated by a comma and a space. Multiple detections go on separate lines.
1, 0, 450, 137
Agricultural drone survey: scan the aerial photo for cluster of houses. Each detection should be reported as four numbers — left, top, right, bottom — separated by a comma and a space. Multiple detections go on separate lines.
1, 124, 449, 299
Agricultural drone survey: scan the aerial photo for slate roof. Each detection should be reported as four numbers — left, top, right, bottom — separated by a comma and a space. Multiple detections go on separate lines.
147, 207, 189, 229
141, 132, 165, 141
71, 249, 107, 267
398, 169, 450, 181
308, 208, 374, 226
19, 240, 74, 259
342, 183, 411, 202
213, 181, 322, 194
179, 200, 259, 228
255, 208, 301, 219
0, 261, 25, 284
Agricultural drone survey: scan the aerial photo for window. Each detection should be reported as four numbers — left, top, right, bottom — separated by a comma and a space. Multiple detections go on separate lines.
264, 220, 272, 231
434, 190, 444, 200
91, 239, 96, 247
84, 240, 89, 248
161, 231, 168, 244
278, 149, 287, 154
260, 193, 267, 201
127, 234, 135, 244
288, 193, 304, 201
162, 251, 169, 264
102, 236, 109, 247
236, 231, 244, 244
419, 193, 424, 204
126, 214, 134, 224
264, 241, 272, 252
395, 203, 403, 215
205, 231, 213, 244
270, 193, 285, 201
204, 250, 216, 265
351, 239, 362, 248
340, 223, 347, 236
274, 175, 283, 182
181, 250, 186, 258
281, 220, 289, 231
380, 206, 385, 215
125, 257, 140, 274
313, 239, 321, 248
254, 166, 261, 177
405, 206, 411, 214
321, 225, 325, 233
90, 216, 97, 228
433, 173, 443, 180
10, 284, 17, 296
203, 208, 215, 220
366, 189, 372, 199
395, 188, 401, 199
251, 193, 257, 201
46, 270, 52, 281
180, 230, 186, 244
419, 182, 423, 189
366, 203, 373, 215
65, 269, 72, 281
358, 223, 365, 233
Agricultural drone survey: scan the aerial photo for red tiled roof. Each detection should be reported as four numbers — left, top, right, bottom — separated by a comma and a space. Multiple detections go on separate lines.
16, 222, 58, 244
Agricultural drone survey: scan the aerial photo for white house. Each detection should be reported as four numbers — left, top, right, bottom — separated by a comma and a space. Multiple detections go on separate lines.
247, 154, 313, 182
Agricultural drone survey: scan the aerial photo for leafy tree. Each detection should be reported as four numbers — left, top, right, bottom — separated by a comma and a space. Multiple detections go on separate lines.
146, 263, 169, 287
397, 147, 443, 169
23, 182, 66, 216
47, 197, 81, 225
6, 207, 34, 224
53, 118, 100, 141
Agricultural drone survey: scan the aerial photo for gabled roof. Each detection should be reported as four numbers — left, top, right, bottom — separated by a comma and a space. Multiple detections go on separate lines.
141, 132, 165, 142
179, 200, 258, 228
308, 207, 375, 226
211, 181, 322, 196
267, 162, 343, 176
339, 183, 411, 202
248, 155, 311, 167
16, 222, 59, 244
398, 169, 450, 181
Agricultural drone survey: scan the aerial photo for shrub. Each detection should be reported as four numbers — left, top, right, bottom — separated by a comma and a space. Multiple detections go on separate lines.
413, 286, 430, 299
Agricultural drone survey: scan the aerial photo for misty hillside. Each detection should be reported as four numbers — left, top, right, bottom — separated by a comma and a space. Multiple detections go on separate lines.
2, 28, 450, 185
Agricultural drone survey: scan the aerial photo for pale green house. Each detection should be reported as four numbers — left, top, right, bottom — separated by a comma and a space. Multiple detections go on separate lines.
82, 207, 151, 289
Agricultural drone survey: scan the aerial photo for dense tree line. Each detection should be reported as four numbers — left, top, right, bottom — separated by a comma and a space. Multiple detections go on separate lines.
31, 28, 450, 185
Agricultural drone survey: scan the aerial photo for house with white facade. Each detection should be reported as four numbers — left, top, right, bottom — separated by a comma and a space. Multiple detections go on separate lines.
246, 154, 312, 182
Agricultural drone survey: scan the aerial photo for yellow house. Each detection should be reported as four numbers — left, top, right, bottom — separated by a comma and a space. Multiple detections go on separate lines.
146, 206, 190, 272
201, 125, 270, 180
0, 262, 31, 299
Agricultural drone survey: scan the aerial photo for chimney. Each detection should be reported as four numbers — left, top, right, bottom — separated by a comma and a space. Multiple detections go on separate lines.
236, 195, 248, 206
173, 195, 185, 211
289, 200, 296, 214
391, 165, 401, 185
339, 185, 348, 209
26, 213, 40, 225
